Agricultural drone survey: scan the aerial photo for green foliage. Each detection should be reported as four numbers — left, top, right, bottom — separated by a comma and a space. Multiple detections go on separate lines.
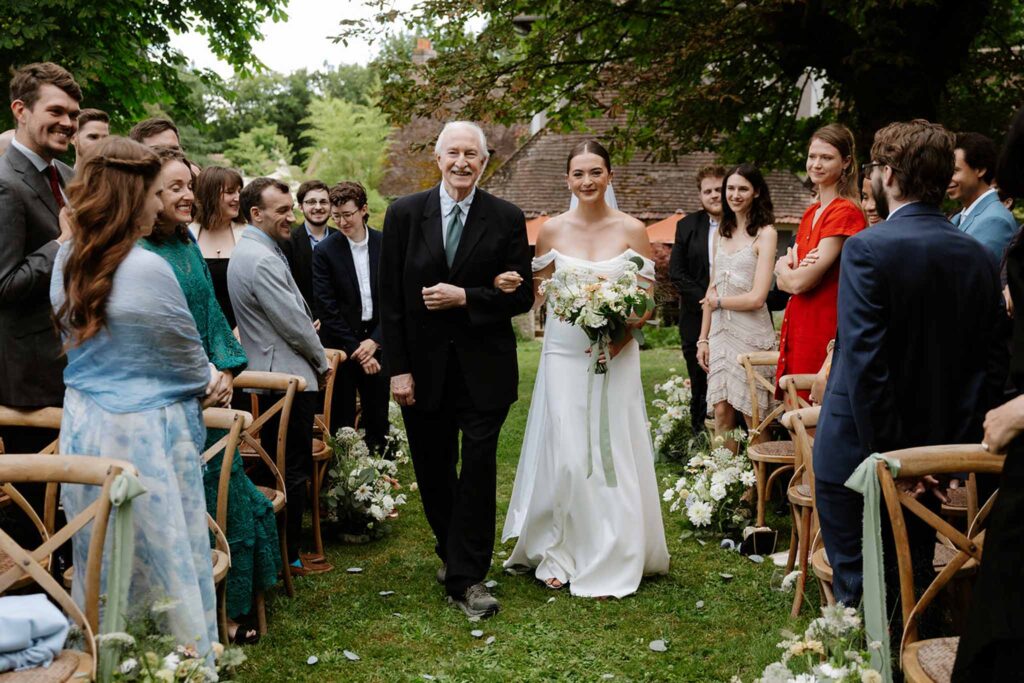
223, 124, 294, 177
642, 325, 681, 350
300, 97, 390, 218
341, 0, 1024, 170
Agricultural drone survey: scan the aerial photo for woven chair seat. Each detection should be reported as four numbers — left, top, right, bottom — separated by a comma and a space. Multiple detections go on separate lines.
940, 486, 968, 516
811, 546, 832, 582
257, 485, 286, 513
311, 438, 331, 462
787, 483, 812, 506
748, 440, 795, 463
211, 548, 229, 583
904, 636, 958, 683
931, 542, 979, 575
0, 650, 88, 682
0, 549, 50, 592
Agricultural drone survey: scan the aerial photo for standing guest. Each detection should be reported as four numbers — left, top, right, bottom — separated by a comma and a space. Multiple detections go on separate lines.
313, 181, 388, 452
949, 132, 1017, 261
283, 179, 335, 315
695, 164, 778, 447
860, 169, 882, 226
129, 116, 181, 151
0, 62, 80, 447
190, 166, 245, 328
668, 165, 725, 435
228, 177, 332, 576
380, 121, 533, 617
71, 108, 109, 170
140, 147, 279, 644
814, 119, 1005, 606
52, 136, 223, 654
774, 124, 867, 400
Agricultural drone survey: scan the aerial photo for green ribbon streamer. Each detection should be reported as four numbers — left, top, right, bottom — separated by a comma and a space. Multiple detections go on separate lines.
845, 453, 899, 683
585, 339, 618, 487
98, 471, 147, 682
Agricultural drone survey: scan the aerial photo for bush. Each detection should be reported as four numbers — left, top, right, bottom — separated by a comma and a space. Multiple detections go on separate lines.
642, 324, 681, 349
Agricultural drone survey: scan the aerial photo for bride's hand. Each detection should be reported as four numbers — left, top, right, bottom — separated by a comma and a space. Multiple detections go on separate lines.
493, 271, 523, 293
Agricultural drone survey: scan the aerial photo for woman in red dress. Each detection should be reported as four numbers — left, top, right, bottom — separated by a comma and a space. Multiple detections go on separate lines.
774, 124, 868, 398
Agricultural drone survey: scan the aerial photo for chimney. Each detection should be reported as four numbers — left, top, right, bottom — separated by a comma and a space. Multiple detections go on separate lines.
412, 38, 436, 65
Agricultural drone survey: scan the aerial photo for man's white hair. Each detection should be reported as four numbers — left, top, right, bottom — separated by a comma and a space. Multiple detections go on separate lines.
434, 121, 489, 159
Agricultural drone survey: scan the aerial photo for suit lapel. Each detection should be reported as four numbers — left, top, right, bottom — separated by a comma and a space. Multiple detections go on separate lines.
449, 189, 488, 278
8, 147, 59, 220
369, 229, 381, 310
420, 187, 446, 270
696, 212, 710, 275
338, 233, 360, 296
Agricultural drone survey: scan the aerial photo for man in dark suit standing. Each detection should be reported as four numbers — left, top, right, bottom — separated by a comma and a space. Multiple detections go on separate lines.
814, 119, 1005, 605
284, 179, 335, 316
380, 121, 533, 618
668, 165, 724, 434
313, 181, 388, 452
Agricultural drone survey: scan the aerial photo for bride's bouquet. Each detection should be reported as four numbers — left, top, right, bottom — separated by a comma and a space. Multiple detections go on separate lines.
539, 256, 653, 373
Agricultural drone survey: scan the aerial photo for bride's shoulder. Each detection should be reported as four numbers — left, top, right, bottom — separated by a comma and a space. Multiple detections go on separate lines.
613, 210, 646, 234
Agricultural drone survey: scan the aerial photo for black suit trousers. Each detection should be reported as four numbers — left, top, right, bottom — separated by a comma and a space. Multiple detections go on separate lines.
679, 311, 707, 434
402, 351, 509, 597
261, 390, 316, 563
331, 358, 390, 453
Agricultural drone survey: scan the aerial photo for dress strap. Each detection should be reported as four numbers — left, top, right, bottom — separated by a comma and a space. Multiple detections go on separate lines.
532, 250, 557, 272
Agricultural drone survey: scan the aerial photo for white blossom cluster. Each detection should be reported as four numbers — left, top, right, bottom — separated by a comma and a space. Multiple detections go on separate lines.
662, 433, 755, 530
650, 374, 692, 452
106, 626, 246, 682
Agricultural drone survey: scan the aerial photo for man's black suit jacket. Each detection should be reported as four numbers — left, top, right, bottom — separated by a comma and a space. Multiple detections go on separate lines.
0, 145, 72, 407
312, 228, 383, 357
668, 210, 711, 343
380, 186, 533, 411
282, 222, 336, 317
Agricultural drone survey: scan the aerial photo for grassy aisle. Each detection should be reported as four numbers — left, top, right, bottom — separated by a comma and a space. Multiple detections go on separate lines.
238, 342, 807, 682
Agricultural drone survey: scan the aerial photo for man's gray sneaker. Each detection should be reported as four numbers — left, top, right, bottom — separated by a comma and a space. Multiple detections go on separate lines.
448, 583, 499, 619
436, 563, 446, 585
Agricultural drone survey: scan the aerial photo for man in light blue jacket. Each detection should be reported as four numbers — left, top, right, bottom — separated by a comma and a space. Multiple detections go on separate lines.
949, 132, 1019, 262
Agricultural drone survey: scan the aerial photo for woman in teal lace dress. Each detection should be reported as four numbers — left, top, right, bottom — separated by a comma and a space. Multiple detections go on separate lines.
141, 148, 280, 643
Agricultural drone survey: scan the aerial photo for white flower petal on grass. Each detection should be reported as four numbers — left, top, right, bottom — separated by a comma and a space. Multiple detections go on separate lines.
343, 650, 361, 661
648, 639, 668, 652
307, 656, 318, 665
470, 629, 484, 638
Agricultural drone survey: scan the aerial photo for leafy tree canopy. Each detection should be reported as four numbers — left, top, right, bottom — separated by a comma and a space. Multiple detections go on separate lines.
223, 123, 295, 176
341, 0, 1024, 170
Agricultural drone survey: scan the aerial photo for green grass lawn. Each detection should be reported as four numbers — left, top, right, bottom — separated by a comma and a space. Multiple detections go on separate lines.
237, 342, 808, 682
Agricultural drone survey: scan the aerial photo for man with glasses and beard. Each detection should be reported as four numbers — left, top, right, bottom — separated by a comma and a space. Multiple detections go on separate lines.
283, 179, 335, 321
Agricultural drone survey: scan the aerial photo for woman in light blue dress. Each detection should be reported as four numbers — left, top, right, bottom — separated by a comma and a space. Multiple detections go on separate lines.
51, 137, 225, 654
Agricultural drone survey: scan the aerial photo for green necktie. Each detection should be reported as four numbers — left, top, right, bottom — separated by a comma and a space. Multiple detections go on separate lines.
445, 205, 464, 267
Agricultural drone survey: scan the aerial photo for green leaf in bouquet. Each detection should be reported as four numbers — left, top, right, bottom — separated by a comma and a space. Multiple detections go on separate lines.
628, 255, 645, 269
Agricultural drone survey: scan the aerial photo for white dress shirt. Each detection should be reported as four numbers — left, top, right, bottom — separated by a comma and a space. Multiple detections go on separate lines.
706, 217, 720, 268
346, 230, 373, 321
439, 182, 475, 248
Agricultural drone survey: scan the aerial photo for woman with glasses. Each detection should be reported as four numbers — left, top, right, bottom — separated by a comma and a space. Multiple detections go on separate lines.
190, 166, 246, 328
773, 124, 868, 401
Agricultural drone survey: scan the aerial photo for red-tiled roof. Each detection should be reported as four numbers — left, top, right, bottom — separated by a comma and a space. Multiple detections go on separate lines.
484, 121, 814, 227
646, 210, 686, 244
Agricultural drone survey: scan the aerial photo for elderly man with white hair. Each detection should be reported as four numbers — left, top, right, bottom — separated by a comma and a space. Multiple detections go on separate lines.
380, 121, 533, 618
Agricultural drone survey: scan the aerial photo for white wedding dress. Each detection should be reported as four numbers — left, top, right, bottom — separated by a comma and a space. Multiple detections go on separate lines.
502, 248, 670, 598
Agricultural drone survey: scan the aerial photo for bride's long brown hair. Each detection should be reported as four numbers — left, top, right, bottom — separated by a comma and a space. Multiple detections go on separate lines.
56, 136, 162, 345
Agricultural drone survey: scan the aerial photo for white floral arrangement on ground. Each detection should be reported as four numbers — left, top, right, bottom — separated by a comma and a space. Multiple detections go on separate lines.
99, 598, 246, 682
662, 431, 755, 532
539, 256, 652, 373
650, 373, 694, 462
732, 604, 883, 683
322, 404, 410, 538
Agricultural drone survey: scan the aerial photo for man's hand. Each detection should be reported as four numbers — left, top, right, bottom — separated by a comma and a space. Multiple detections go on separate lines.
493, 271, 524, 293
983, 394, 1024, 454
896, 474, 948, 503
312, 318, 322, 332
317, 366, 334, 391
391, 373, 415, 406
360, 356, 382, 375
422, 283, 467, 310
351, 338, 379, 364
57, 207, 74, 244
1004, 285, 1014, 318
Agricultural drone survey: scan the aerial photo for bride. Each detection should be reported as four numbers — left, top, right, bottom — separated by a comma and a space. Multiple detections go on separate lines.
496, 140, 670, 598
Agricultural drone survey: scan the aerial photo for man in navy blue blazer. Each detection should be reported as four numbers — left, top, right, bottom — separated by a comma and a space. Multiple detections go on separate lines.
949, 132, 1018, 262
813, 120, 1007, 605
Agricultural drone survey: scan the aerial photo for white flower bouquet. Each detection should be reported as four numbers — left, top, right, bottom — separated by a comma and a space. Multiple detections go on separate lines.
539, 256, 653, 373
662, 431, 755, 532
732, 604, 883, 683
650, 373, 695, 462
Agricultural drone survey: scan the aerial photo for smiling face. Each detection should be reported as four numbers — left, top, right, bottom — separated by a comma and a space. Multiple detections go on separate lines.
698, 176, 723, 217
948, 148, 987, 206
566, 152, 612, 204
73, 119, 109, 161
11, 83, 80, 160
220, 182, 241, 222
725, 173, 757, 217
331, 199, 368, 240
860, 176, 881, 225
436, 126, 486, 201
251, 185, 295, 240
156, 160, 194, 228
301, 188, 331, 228
806, 137, 847, 190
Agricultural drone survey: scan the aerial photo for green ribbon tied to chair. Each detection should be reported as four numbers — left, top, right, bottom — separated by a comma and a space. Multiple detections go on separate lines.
586, 338, 617, 488
98, 470, 147, 682
845, 452, 900, 683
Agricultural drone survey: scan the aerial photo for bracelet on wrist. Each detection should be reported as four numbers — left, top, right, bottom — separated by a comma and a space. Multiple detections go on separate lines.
696, 339, 709, 346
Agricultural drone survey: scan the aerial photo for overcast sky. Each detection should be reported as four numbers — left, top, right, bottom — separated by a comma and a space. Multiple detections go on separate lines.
169, 0, 414, 77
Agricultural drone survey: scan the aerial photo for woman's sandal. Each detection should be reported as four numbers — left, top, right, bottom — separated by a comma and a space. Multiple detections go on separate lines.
544, 577, 566, 590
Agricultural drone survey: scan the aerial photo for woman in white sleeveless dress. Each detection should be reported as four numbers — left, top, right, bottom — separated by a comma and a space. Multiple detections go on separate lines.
496, 141, 670, 598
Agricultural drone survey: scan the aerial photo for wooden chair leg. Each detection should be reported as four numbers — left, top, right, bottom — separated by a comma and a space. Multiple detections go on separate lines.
785, 505, 799, 574
790, 506, 812, 618
217, 580, 228, 645
255, 590, 268, 636
755, 462, 767, 527
278, 510, 295, 598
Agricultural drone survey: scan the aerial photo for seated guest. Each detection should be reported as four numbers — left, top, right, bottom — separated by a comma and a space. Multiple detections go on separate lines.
190, 166, 246, 328
52, 136, 223, 653
71, 108, 109, 170
228, 177, 332, 576
129, 116, 181, 151
949, 132, 1017, 261
814, 120, 1005, 606
140, 148, 280, 644
313, 181, 389, 452
284, 179, 335, 315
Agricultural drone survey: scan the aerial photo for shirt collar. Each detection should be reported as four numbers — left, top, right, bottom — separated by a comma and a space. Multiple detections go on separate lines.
962, 187, 998, 218
304, 222, 325, 245
886, 201, 921, 221
345, 229, 369, 248
439, 182, 475, 219
11, 138, 51, 172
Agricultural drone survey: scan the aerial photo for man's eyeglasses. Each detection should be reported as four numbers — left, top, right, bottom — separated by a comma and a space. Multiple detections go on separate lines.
862, 161, 884, 177
333, 209, 361, 220
302, 199, 331, 208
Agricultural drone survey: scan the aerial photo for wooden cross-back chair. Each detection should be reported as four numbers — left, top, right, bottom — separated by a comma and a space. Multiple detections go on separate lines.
200, 407, 252, 643
780, 405, 820, 617
876, 445, 1003, 683
736, 355, 810, 526
0, 455, 138, 682
310, 349, 344, 557
230, 371, 305, 623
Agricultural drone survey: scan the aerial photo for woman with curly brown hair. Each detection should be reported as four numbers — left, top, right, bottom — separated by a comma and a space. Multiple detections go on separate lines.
51, 136, 224, 655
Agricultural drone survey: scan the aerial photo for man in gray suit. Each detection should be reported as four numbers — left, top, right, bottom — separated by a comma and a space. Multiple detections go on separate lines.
228, 177, 333, 575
